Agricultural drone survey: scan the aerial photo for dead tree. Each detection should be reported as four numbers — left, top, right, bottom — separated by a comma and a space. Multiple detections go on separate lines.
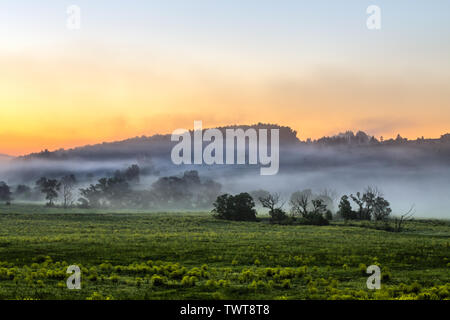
394, 205, 415, 232
259, 193, 281, 212
290, 193, 309, 218
60, 174, 77, 209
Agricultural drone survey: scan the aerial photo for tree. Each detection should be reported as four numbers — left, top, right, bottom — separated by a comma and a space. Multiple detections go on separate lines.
233, 193, 258, 221
361, 186, 383, 219
302, 199, 329, 226
259, 193, 288, 222
258, 192, 281, 212
113, 164, 141, 184
124, 164, 140, 183
0, 181, 12, 204
372, 196, 392, 221
290, 191, 310, 218
151, 171, 221, 209
270, 208, 288, 223
60, 174, 77, 208
288, 190, 331, 225
338, 195, 356, 221
349, 187, 391, 221
393, 206, 415, 232
350, 192, 369, 220
79, 176, 131, 208
212, 194, 231, 219
78, 184, 103, 208
212, 193, 257, 221
36, 177, 60, 207
311, 199, 327, 216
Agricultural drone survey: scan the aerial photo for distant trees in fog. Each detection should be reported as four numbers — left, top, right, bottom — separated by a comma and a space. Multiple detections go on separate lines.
36, 177, 61, 207
1, 162, 393, 227
79, 173, 132, 208
0, 181, 12, 205
1, 165, 222, 210
78, 168, 221, 210
150, 170, 221, 210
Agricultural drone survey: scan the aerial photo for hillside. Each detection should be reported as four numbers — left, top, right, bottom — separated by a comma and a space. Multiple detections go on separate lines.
18, 123, 299, 161
15, 124, 450, 162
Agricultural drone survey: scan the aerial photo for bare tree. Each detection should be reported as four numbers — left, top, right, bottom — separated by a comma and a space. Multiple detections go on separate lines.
259, 192, 288, 223
60, 174, 77, 209
290, 193, 310, 218
259, 192, 282, 211
394, 205, 415, 232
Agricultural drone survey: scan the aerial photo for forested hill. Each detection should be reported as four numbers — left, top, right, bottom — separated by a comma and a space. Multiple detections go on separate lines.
15, 123, 450, 162
17, 124, 299, 161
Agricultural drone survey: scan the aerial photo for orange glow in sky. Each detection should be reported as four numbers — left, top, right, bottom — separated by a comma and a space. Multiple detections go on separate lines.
1, 2, 449, 156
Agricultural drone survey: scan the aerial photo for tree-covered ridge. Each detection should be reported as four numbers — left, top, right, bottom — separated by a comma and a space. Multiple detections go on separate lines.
16, 123, 450, 161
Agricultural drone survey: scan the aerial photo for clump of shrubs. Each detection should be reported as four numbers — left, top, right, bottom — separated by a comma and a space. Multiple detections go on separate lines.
150, 274, 167, 286
269, 208, 289, 224
181, 275, 197, 287
212, 193, 257, 221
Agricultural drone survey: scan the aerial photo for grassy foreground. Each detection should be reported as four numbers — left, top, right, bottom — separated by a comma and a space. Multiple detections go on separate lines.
0, 204, 449, 300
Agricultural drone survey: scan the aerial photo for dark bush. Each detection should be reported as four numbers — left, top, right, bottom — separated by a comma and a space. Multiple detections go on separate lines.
269, 208, 289, 223
298, 213, 329, 226
212, 193, 257, 221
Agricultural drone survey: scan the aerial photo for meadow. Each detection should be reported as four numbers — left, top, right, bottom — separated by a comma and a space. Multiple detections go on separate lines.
0, 204, 449, 300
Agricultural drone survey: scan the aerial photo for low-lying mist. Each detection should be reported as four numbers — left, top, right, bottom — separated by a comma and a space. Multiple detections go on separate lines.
0, 144, 449, 219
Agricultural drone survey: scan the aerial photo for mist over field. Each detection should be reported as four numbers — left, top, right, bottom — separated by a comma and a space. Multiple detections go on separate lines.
1, 126, 449, 219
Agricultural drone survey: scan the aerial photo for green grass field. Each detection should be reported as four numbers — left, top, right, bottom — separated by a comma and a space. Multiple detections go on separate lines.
0, 204, 449, 300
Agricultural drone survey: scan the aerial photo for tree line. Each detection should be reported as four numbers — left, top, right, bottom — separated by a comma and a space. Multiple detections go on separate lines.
0, 166, 221, 210
212, 186, 393, 226
1, 173, 409, 231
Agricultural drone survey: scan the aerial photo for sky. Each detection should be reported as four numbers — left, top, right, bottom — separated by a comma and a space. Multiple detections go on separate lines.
1, 0, 450, 156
